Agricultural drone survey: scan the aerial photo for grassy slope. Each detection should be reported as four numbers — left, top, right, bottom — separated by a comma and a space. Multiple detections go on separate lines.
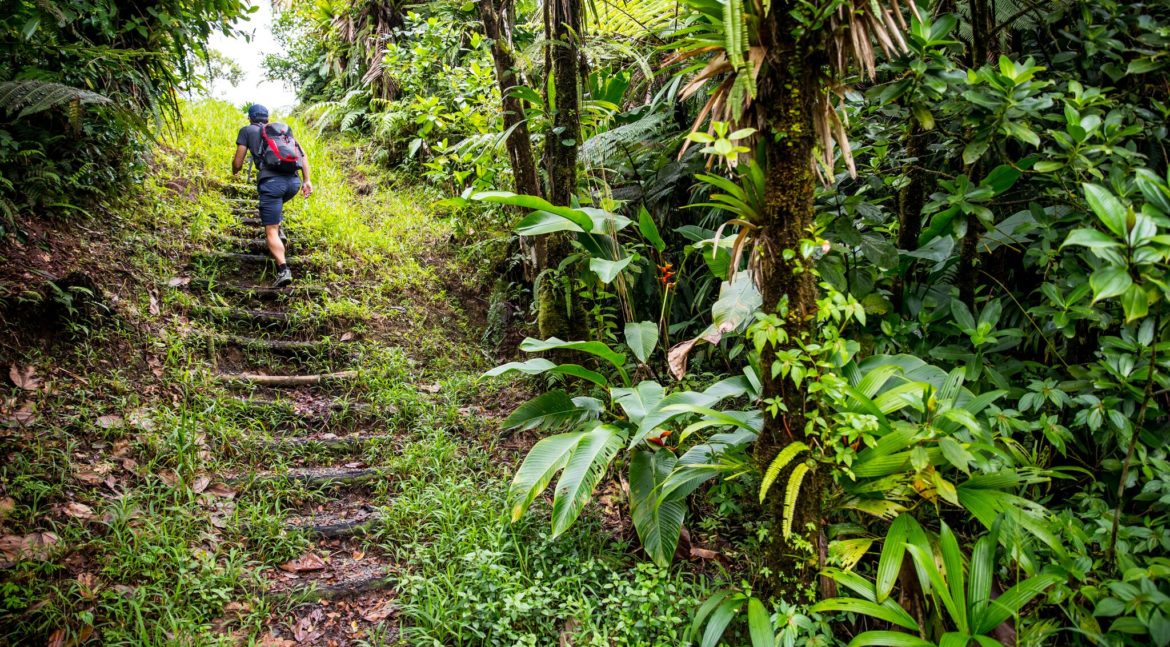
0, 100, 713, 646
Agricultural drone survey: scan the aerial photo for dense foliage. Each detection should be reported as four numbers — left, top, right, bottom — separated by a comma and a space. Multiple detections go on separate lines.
280, 0, 1170, 643
0, 0, 251, 231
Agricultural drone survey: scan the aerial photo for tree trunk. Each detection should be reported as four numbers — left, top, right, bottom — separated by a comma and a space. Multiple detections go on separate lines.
544, 0, 581, 207
894, 123, 927, 313
751, 4, 825, 601
537, 0, 582, 339
479, 0, 546, 276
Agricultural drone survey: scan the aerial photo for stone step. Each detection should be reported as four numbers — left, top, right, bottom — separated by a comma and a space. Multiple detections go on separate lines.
213, 370, 360, 387
188, 305, 294, 328
287, 497, 381, 539
265, 549, 395, 603
230, 466, 380, 489
197, 333, 351, 357
217, 235, 289, 253
185, 278, 328, 300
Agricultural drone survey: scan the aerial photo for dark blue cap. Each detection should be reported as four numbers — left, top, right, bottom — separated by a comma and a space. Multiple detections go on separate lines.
247, 104, 269, 123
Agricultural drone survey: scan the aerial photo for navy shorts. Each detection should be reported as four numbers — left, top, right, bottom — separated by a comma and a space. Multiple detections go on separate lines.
258, 175, 301, 226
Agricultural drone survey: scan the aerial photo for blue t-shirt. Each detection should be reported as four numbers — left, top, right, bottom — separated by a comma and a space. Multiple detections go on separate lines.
237, 122, 303, 182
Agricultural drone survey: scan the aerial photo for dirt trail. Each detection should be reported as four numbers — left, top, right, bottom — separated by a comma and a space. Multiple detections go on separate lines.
176, 182, 402, 645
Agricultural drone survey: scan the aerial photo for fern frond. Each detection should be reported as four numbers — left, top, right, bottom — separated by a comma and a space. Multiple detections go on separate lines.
782, 462, 811, 539
0, 81, 112, 119
759, 441, 810, 503
580, 110, 670, 167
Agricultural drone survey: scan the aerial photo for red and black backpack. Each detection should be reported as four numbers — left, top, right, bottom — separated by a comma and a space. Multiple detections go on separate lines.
255, 122, 301, 174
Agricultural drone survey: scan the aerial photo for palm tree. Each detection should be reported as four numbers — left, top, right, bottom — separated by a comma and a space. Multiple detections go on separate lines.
670, 0, 919, 597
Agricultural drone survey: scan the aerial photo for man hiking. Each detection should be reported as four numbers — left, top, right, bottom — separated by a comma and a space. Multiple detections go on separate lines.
232, 104, 313, 288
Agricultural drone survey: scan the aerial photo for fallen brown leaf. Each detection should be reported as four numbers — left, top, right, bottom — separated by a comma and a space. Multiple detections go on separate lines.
280, 552, 327, 573
361, 599, 396, 623
340, 332, 354, 342
205, 483, 236, 499
191, 476, 210, 494
74, 471, 103, 486
158, 470, 178, 486
77, 572, 98, 599
46, 628, 66, 647
148, 292, 160, 316
95, 415, 124, 429
0, 497, 14, 519
0, 531, 59, 563
60, 502, 95, 520
420, 383, 441, 393
9, 365, 41, 391
689, 546, 721, 561
258, 633, 295, 647
166, 277, 191, 288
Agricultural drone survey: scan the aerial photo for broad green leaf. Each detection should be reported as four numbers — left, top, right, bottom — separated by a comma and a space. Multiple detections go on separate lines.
1121, 284, 1149, 322
1083, 183, 1128, 239
629, 449, 685, 566
503, 390, 585, 431
1089, 267, 1133, 302
701, 595, 743, 647
876, 514, 917, 603
968, 528, 999, 620
747, 597, 773, 647
1062, 228, 1122, 249
516, 210, 590, 236
484, 358, 608, 388
638, 206, 666, 251
551, 424, 624, 536
612, 381, 666, 425
589, 255, 633, 284
690, 591, 731, 643
624, 321, 658, 364
520, 337, 628, 383
939, 523, 969, 633
846, 631, 935, 647
473, 191, 593, 231
973, 574, 1061, 633
508, 432, 584, 521
812, 598, 919, 631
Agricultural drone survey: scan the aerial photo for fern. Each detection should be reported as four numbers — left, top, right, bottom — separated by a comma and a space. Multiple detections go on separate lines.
759, 441, 809, 503
783, 462, 811, 539
0, 81, 112, 120
580, 110, 670, 167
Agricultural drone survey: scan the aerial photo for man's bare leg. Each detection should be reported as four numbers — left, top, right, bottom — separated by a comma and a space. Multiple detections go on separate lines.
266, 224, 286, 265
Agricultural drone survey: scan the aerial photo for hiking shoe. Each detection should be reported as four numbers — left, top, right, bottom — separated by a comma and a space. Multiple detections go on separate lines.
272, 267, 293, 288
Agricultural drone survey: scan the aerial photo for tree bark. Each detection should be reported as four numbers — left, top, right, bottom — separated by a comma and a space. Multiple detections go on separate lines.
751, 4, 825, 601
479, 0, 546, 275
536, 0, 583, 339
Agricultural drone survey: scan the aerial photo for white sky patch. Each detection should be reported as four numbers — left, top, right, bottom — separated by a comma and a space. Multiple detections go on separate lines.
206, 1, 298, 111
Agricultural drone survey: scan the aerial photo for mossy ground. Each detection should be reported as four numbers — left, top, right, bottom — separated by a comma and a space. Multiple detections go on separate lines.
0, 100, 713, 646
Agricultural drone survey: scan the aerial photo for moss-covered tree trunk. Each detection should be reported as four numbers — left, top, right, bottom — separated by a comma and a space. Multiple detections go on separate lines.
478, 0, 546, 276
538, 0, 583, 339
751, 4, 826, 601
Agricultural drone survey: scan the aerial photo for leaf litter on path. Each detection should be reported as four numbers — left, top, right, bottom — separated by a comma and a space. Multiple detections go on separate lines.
8, 365, 42, 390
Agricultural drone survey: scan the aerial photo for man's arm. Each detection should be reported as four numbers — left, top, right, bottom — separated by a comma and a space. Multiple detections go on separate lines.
299, 148, 313, 196
232, 144, 248, 175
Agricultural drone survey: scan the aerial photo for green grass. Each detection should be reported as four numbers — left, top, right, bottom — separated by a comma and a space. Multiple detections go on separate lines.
0, 99, 716, 645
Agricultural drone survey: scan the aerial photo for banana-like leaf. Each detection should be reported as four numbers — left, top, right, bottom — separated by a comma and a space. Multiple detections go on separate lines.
589, 256, 633, 284
629, 449, 685, 566
503, 390, 588, 431
612, 380, 666, 425
472, 191, 593, 231
624, 321, 659, 364
967, 522, 1000, 622
520, 337, 629, 384
508, 431, 585, 521
484, 358, 608, 388
551, 424, 625, 536
690, 590, 731, 643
